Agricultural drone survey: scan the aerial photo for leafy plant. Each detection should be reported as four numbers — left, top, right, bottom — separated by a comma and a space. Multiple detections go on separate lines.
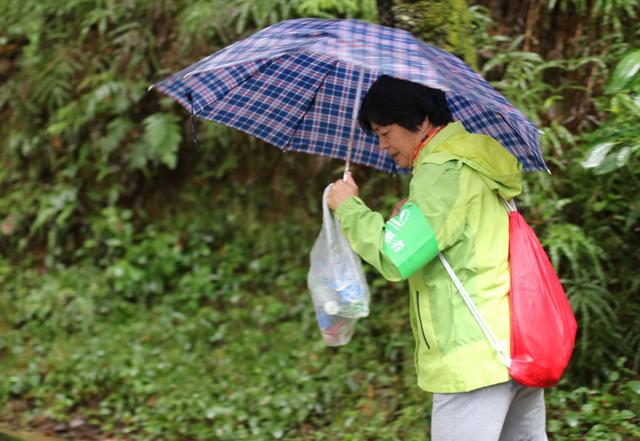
470, 4, 640, 379
1, 1, 640, 439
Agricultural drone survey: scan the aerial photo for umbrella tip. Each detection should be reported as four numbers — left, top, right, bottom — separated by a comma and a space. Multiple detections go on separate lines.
147, 84, 155, 92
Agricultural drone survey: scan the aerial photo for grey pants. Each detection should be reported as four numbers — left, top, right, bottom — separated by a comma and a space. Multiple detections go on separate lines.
431, 381, 548, 441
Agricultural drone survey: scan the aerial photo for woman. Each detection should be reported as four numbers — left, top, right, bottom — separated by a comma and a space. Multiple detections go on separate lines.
327, 75, 547, 441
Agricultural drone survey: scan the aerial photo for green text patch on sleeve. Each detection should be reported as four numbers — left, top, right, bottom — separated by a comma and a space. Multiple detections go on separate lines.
382, 203, 439, 279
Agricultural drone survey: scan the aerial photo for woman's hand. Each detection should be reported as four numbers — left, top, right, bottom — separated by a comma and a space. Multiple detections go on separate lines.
327, 172, 359, 210
390, 198, 408, 219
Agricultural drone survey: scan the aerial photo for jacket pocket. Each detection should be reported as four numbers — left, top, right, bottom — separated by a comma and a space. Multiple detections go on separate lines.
415, 291, 430, 349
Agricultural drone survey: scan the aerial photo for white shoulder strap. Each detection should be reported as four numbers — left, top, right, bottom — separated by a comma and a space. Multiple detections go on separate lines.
438, 195, 515, 368
439, 252, 511, 367
501, 197, 517, 213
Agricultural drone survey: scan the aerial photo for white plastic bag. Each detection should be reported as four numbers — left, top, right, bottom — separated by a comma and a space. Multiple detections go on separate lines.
307, 184, 371, 346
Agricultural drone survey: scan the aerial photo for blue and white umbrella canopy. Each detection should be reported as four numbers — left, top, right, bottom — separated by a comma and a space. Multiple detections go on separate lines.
152, 18, 546, 173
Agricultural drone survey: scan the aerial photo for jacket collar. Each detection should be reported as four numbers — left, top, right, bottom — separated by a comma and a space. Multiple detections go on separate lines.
412, 121, 466, 174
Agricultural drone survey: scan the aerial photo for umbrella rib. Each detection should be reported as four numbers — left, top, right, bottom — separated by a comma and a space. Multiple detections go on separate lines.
343, 69, 365, 177
188, 56, 283, 116
281, 61, 335, 153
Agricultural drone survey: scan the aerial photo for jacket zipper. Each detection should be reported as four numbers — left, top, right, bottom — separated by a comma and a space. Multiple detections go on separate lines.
415, 291, 430, 349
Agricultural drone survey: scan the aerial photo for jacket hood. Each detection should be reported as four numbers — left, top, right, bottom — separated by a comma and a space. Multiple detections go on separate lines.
417, 122, 523, 199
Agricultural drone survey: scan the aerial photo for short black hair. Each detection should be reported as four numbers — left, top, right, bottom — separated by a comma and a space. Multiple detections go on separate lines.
358, 75, 453, 133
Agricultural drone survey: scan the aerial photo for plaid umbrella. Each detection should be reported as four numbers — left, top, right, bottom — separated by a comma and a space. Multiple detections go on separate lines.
151, 18, 547, 173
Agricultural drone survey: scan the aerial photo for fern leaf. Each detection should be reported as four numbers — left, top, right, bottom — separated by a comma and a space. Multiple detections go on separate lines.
142, 113, 183, 169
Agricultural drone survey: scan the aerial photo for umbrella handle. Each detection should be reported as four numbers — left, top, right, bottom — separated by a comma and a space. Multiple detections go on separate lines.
343, 69, 365, 180
342, 165, 350, 181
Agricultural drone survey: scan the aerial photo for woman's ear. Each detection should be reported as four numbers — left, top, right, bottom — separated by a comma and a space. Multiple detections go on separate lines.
420, 117, 433, 136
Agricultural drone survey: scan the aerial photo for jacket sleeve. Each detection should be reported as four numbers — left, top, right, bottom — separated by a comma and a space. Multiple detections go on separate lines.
335, 196, 403, 281
335, 162, 464, 281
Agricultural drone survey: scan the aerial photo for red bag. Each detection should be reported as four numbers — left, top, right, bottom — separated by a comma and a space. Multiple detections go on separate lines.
439, 201, 578, 388
507, 208, 577, 387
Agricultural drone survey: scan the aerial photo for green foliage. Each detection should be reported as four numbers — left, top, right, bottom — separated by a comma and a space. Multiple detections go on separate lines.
2, 223, 639, 439
1, 0, 640, 439
132, 113, 183, 170
606, 50, 640, 93
1, 214, 427, 439
470, 4, 640, 378
547, 359, 640, 440
297, 0, 378, 20
584, 50, 640, 177
0, 0, 379, 264
229, 0, 377, 34
393, 0, 478, 68
570, 47, 640, 371
548, 0, 639, 32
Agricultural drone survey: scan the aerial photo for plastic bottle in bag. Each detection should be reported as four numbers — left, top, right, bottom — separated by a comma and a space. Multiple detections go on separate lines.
330, 275, 368, 317
307, 184, 371, 346
314, 308, 357, 346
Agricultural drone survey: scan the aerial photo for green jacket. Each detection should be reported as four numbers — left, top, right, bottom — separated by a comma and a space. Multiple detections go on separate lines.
335, 122, 522, 393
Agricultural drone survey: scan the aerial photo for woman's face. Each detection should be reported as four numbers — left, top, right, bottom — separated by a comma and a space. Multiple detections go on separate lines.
371, 119, 432, 168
